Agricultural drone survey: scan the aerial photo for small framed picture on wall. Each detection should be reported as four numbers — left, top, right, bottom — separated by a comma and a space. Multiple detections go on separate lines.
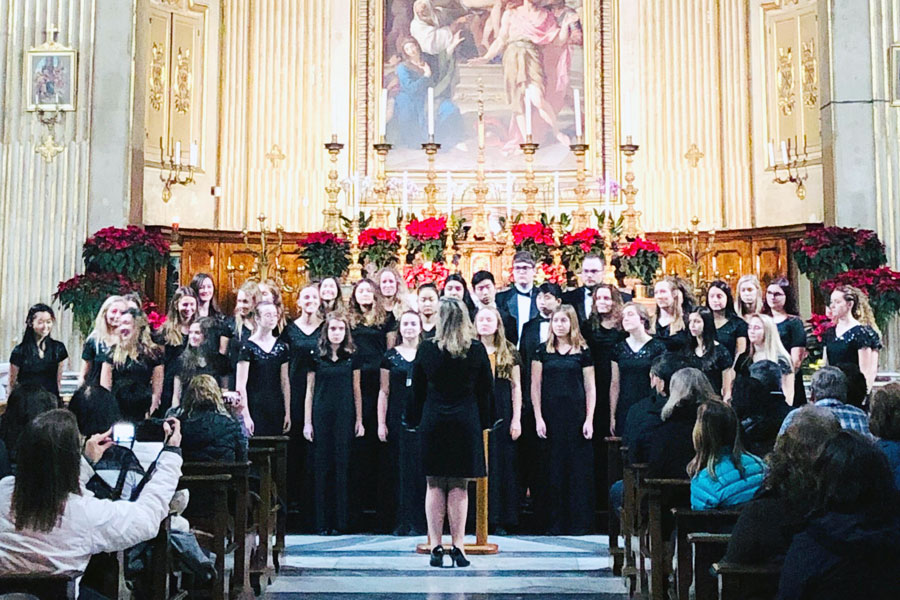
891, 44, 900, 107
25, 43, 77, 112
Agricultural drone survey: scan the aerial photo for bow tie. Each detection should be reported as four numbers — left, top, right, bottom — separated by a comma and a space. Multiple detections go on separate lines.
515, 288, 532, 297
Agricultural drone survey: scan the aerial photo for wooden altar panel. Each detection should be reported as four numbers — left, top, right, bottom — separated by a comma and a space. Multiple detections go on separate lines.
182, 240, 218, 281
752, 239, 789, 284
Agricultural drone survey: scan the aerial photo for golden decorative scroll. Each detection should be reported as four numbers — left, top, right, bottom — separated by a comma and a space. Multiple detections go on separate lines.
801, 39, 817, 108
777, 46, 795, 116
173, 46, 192, 114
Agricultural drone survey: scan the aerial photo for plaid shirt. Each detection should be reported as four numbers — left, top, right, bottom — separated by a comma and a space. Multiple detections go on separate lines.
778, 398, 872, 437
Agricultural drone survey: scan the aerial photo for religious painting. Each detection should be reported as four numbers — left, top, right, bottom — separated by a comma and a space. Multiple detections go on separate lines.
891, 45, 900, 108
359, 0, 614, 175
25, 46, 77, 111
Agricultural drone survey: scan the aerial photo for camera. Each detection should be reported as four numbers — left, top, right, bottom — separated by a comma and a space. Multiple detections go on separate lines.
112, 422, 135, 445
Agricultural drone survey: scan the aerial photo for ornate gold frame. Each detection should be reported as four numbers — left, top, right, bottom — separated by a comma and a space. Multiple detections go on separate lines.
349, 0, 619, 179
25, 42, 78, 112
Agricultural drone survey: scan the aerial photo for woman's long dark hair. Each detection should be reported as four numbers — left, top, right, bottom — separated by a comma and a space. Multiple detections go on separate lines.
705, 281, 739, 320
687, 306, 718, 356
348, 278, 387, 328
177, 317, 222, 381
687, 400, 751, 480
189, 272, 222, 319
19, 303, 56, 359
317, 312, 357, 359
0, 384, 58, 462
441, 273, 477, 316
12, 409, 83, 532
764, 276, 799, 316
158, 286, 198, 346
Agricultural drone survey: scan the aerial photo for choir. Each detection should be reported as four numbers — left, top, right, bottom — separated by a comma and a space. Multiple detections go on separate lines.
7, 251, 886, 537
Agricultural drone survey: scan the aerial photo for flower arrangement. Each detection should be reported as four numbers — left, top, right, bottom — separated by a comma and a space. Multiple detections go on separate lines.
406, 216, 447, 261
512, 221, 556, 264
403, 261, 449, 289
55, 272, 142, 336
358, 227, 400, 269
792, 226, 886, 284
820, 267, 900, 329
619, 237, 662, 286
807, 313, 835, 344
82, 226, 170, 282
142, 300, 166, 331
536, 262, 568, 286
804, 313, 836, 367
561, 227, 605, 273
298, 231, 350, 280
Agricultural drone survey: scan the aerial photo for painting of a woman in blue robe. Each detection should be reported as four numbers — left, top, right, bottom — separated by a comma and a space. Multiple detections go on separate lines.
386, 37, 464, 149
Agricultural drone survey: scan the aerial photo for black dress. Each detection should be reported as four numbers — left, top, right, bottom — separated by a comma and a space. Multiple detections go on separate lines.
654, 320, 690, 353
9, 339, 68, 397
81, 338, 109, 387
715, 316, 748, 358
776, 315, 808, 405
238, 339, 290, 436
409, 339, 493, 478
611, 338, 667, 435
280, 319, 322, 522
534, 346, 595, 534
222, 317, 253, 387
156, 334, 189, 414
824, 325, 882, 369
684, 343, 733, 393
488, 349, 520, 530
381, 348, 426, 534
310, 353, 360, 533
104, 350, 163, 398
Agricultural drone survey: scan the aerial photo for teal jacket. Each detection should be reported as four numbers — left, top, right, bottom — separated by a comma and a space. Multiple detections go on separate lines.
690, 451, 767, 510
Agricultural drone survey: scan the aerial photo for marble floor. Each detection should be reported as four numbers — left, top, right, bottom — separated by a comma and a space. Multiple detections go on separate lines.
264, 534, 629, 599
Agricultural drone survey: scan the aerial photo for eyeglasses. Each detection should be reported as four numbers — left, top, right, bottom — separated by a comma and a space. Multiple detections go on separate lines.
513, 265, 534, 271
582, 268, 602, 275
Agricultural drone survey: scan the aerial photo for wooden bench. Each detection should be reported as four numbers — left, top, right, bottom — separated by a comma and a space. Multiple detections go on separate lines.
673, 508, 742, 600
248, 435, 289, 572
0, 574, 78, 599
604, 436, 624, 575
643, 478, 691, 600
248, 446, 275, 594
712, 561, 781, 600
178, 473, 236, 600
620, 460, 649, 595
687, 533, 731, 600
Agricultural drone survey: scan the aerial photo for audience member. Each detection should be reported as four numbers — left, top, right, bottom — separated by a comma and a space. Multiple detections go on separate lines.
68, 384, 122, 437
731, 362, 791, 457
779, 366, 870, 436
179, 374, 248, 463
870, 383, 900, 489
0, 383, 57, 467
836, 362, 868, 410
688, 400, 766, 510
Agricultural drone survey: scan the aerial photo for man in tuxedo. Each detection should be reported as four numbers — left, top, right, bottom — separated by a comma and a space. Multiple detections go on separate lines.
471, 270, 519, 345
495, 251, 540, 344
562, 253, 606, 323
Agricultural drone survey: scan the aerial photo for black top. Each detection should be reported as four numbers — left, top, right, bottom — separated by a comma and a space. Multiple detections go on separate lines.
623, 392, 665, 464
584, 322, 627, 406
654, 320, 691, 353
776, 315, 807, 350
381, 348, 416, 430
223, 316, 254, 371
104, 349, 164, 396
422, 325, 437, 340
562, 286, 593, 323
684, 343, 733, 392
824, 324, 882, 368
173, 349, 228, 388
533, 345, 593, 427
611, 338, 667, 431
155, 334, 189, 412
180, 408, 248, 463
641, 403, 698, 480
81, 338, 110, 386
352, 322, 390, 374
9, 339, 68, 397
722, 488, 797, 566
280, 319, 322, 414
715, 316, 748, 357
238, 339, 291, 436
518, 316, 549, 407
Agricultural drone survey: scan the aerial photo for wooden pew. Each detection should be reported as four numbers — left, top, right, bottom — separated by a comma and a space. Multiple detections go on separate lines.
643, 478, 691, 600
604, 436, 624, 575
178, 473, 236, 600
620, 460, 648, 595
672, 508, 742, 600
0, 574, 78, 599
712, 561, 781, 600
248, 435, 289, 572
248, 446, 275, 594
687, 533, 731, 600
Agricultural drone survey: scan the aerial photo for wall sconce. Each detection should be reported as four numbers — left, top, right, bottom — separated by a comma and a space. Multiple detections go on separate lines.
769, 138, 808, 200
158, 137, 197, 202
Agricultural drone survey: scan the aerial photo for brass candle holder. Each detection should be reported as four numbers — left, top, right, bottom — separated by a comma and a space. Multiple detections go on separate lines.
226, 214, 287, 285
520, 135, 540, 222
398, 212, 409, 270
551, 219, 564, 267
619, 136, 643, 240
371, 138, 393, 228
323, 135, 344, 234
671, 216, 717, 297
443, 223, 456, 272
569, 140, 591, 231
348, 216, 363, 282
468, 86, 491, 241
602, 209, 618, 285
421, 138, 441, 218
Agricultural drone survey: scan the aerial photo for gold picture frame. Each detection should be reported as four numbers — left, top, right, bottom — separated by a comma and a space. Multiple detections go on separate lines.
891, 44, 900, 107
351, 0, 618, 178
25, 39, 77, 112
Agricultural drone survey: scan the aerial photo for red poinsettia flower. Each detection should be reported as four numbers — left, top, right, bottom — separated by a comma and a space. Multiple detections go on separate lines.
358, 228, 399, 248
807, 313, 835, 343
403, 262, 450, 289
299, 231, 345, 246
406, 217, 447, 240
512, 222, 556, 246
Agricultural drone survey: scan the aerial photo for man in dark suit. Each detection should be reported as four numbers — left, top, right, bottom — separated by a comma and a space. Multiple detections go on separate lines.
562, 253, 607, 323
495, 251, 540, 345
471, 270, 519, 345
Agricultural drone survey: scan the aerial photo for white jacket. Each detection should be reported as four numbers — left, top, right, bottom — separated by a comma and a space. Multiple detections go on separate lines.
0, 447, 182, 575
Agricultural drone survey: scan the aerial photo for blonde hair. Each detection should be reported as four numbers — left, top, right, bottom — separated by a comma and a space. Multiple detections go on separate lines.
546, 305, 588, 352
86, 295, 127, 347
233, 280, 261, 336
747, 313, 793, 372
662, 367, 720, 421
182, 374, 229, 417
435, 298, 474, 358
111, 308, 162, 367
260, 278, 287, 331
376, 266, 413, 318
736, 275, 764, 320
652, 277, 686, 335
833, 285, 881, 336
159, 286, 198, 346
476, 306, 519, 380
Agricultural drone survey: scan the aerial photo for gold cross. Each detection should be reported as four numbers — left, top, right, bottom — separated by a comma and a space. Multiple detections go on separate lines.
685, 143, 704, 168
266, 144, 286, 168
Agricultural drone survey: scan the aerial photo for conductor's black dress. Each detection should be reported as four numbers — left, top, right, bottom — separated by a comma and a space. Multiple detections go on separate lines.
409, 339, 494, 479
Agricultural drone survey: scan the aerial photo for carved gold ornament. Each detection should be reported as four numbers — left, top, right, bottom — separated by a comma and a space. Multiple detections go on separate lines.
149, 42, 166, 111
801, 39, 817, 108
777, 47, 795, 116
684, 144, 704, 168
173, 46, 192, 114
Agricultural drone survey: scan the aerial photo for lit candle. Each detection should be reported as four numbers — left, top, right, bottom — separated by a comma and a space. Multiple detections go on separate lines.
190, 142, 198, 167
172, 216, 180, 232
402, 171, 409, 214
174, 141, 182, 165
524, 95, 532, 137
553, 171, 560, 215
573, 89, 582, 139
768, 141, 776, 166
712, 256, 718, 273
781, 141, 788, 164
505, 171, 514, 217
445, 171, 453, 215
427, 87, 435, 138
379, 89, 388, 139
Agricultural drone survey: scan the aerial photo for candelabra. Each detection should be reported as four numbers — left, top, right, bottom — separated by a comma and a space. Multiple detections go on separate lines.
158, 140, 196, 203
619, 136, 642, 239
670, 216, 717, 296
520, 136, 540, 221
773, 140, 809, 200
601, 211, 618, 285
225, 214, 292, 290
551, 220, 564, 267
568, 140, 591, 231
443, 223, 456, 272
348, 217, 364, 282
397, 211, 409, 270
502, 217, 517, 275
34, 102, 65, 163
421, 138, 441, 218
323, 135, 344, 233
371, 138, 393, 228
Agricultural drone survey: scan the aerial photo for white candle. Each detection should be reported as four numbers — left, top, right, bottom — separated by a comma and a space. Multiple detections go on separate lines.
445, 171, 453, 214
713, 256, 718, 272
505, 171, 514, 217
781, 141, 788, 164
174, 141, 182, 165
553, 172, 560, 215
190, 143, 198, 167
768, 142, 776, 166
380, 89, 388, 138
427, 87, 435, 138
402, 171, 409, 213
574, 89, 582, 138
524, 95, 532, 137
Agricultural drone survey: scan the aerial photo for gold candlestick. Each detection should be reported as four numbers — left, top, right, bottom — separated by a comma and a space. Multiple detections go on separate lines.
502, 218, 517, 280
619, 136, 643, 240
323, 135, 344, 234
371, 138, 393, 228
569, 141, 590, 231
520, 136, 540, 221
602, 208, 617, 285
551, 219, 564, 267
443, 224, 456, 272
421, 138, 441, 218
398, 212, 409, 270
348, 216, 363, 282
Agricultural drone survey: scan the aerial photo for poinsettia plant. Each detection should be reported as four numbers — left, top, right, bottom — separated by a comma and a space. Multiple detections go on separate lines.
358, 227, 400, 269
792, 226, 886, 284
619, 237, 662, 286
403, 261, 450, 289
820, 267, 900, 329
298, 231, 350, 281
536, 262, 568, 286
561, 227, 605, 273
406, 216, 447, 261
804, 313, 835, 367
512, 221, 556, 264
55, 272, 142, 336
142, 300, 166, 331
82, 226, 170, 282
